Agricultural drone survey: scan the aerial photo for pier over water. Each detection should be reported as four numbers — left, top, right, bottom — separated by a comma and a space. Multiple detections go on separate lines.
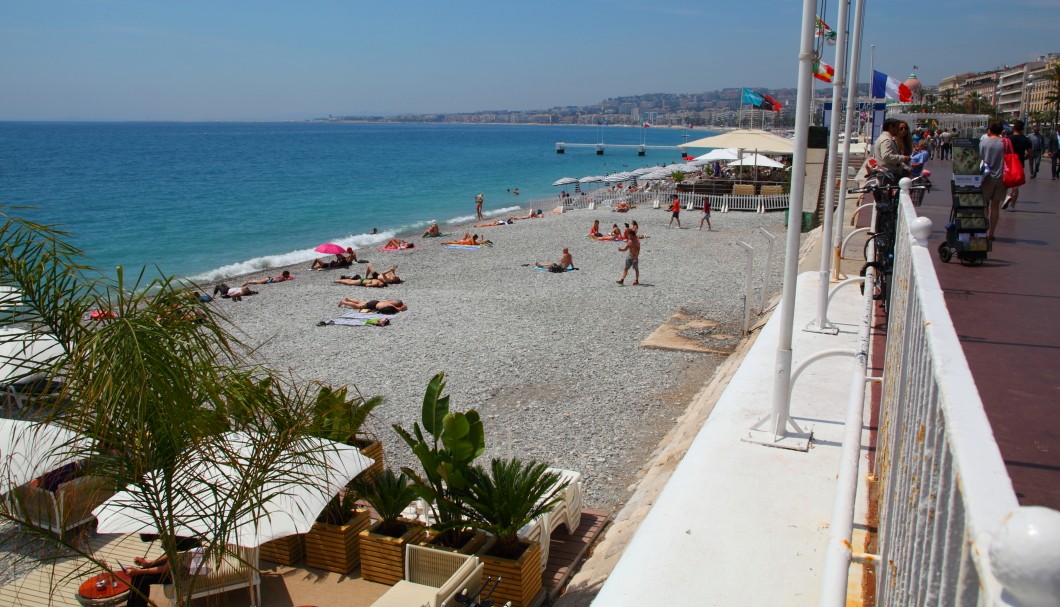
555, 142, 684, 155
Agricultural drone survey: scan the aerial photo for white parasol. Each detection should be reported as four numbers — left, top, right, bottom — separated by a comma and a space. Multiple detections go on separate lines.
93, 432, 373, 547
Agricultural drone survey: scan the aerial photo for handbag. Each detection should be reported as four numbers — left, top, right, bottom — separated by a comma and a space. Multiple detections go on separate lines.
1002, 137, 1026, 188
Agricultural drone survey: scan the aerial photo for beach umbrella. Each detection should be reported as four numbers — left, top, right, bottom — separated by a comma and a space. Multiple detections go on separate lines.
314, 243, 347, 256
578, 175, 603, 184
0, 419, 87, 494
0, 327, 62, 386
630, 167, 657, 176
552, 177, 579, 186
694, 148, 740, 162
680, 129, 794, 154
93, 432, 373, 547
727, 154, 785, 168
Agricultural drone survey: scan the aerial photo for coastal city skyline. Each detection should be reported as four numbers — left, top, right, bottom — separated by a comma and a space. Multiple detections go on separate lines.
1, 0, 1058, 121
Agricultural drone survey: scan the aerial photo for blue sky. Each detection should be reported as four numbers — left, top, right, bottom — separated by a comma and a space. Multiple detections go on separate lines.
1, 0, 1057, 121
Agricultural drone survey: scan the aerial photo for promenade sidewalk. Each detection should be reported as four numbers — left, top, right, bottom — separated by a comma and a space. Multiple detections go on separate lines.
911, 158, 1060, 509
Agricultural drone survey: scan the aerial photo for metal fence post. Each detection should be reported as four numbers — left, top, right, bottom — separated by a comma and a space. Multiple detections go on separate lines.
753, 227, 776, 314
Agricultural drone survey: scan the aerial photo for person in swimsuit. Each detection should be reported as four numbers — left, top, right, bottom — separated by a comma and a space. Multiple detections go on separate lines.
310, 248, 355, 271
335, 274, 387, 288
243, 270, 292, 287
383, 238, 414, 250
422, 222, 441, 237
364, 264, 402, 284
338, 297, 407, 314
589, 220, 602, 238
535, 247, 574, 272
475, 217, 517, 227
617, 226, 640, 285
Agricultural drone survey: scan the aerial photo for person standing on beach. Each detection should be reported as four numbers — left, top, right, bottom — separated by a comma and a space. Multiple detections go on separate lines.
698, 197, 712, 231
475, 193, 484, 220
668, 195, 682, 229
617, 226, 640, 285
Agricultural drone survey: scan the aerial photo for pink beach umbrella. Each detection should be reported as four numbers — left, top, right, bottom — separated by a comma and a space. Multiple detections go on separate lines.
314, 243, 347, 256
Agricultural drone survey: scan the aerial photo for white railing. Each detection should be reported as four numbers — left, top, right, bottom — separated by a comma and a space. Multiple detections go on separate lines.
526, 189, 791, 214
819, 180, 1060, 607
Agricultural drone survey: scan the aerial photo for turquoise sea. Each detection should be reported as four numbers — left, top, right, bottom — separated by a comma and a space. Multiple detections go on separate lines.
0, 122, 704, 282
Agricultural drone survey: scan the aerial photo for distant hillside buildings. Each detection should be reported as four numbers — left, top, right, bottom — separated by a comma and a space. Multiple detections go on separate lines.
324, 52, 1058, 127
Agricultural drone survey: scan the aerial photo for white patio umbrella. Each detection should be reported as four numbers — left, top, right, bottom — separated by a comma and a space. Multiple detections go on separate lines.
679, 129, 795, 154
0, 327, 62, 386
694, 148, 740, 162
0, 419, 87, 493
578, 175, 604, 184
727, 154, 785, 168
552, 177, 579, 186
93, 432, 372, 547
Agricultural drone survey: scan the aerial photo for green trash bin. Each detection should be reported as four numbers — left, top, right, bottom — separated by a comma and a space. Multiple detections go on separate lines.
783, 210, 816, 232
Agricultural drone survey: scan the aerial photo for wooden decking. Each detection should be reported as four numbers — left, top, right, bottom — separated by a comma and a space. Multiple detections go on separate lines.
0, 510, 611, 606
543, 509, 610, 603
0, 532, 157, 607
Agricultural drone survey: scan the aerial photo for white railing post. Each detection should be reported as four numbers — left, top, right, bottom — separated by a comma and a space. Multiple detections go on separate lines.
810, 0, 851, 334
753, 227, 776, 314
730, 240, 755, 336
746, 0, 816, 451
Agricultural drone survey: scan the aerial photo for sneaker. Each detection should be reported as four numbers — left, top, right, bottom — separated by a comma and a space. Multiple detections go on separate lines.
616, 280, 624, 285
1001, 198, 1010, 210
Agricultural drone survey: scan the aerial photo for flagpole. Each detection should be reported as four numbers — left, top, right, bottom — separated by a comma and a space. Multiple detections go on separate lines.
744, 0, 816, 450
833, 0, 866, 280
868, 44, 876, 147
810, 0, 851, 333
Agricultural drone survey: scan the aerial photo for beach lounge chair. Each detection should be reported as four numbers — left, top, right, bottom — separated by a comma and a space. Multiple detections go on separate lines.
732, 184, 756, 196
759, 185, 785, 196
7, 472, 116, 537
155, 545, 261, 606
370, 544, 483, 607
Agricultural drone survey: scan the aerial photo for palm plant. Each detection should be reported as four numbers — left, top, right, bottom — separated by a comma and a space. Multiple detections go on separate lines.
459, 458, 566, 559
0, 208, 362, 606
393, 372, 485, 548
1043, 63, 1060, 129
352, 469, 419, 537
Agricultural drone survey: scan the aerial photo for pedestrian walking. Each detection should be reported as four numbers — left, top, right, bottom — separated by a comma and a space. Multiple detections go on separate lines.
1028, 126, 1044, 179
668, 195, 682, 229
616, 225, 640, 285
698, 197, 712, 231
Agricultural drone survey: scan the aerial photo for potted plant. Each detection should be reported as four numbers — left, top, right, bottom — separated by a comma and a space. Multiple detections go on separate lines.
353, 469, 427, 585
393, 372, 486, 553
310, 385, 385, 478
304, 487, 371, 574
461, 458, 567, 607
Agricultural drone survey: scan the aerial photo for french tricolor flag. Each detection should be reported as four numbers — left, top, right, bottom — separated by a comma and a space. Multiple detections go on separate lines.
872, 70, 912, 102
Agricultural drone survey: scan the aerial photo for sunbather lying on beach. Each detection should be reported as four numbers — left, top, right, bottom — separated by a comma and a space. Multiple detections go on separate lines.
613, 201, 630, 212
338, 297, 407, 314
310, 248, 356, 271
243, 270, 293, 287
515, 209, 544, 219
383, 238, 415, 250
365, 264, 402, 284
422, 222, 441, 237
444, 232, 491, 246
335, 275, 386, 288
475, 217, 517, 227
211, 284, 258, 301
535, 248, 574, 272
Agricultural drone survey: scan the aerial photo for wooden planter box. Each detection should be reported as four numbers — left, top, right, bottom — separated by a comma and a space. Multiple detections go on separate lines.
305, 508, 371, 574
259, 533, 305, 566
358, 520, 427, 585
423, 528, 489, 555
478, 540, 542, 607
354, 437, 384, 479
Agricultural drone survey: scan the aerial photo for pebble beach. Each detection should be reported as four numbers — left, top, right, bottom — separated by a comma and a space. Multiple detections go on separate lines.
218, 203, 791, 510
